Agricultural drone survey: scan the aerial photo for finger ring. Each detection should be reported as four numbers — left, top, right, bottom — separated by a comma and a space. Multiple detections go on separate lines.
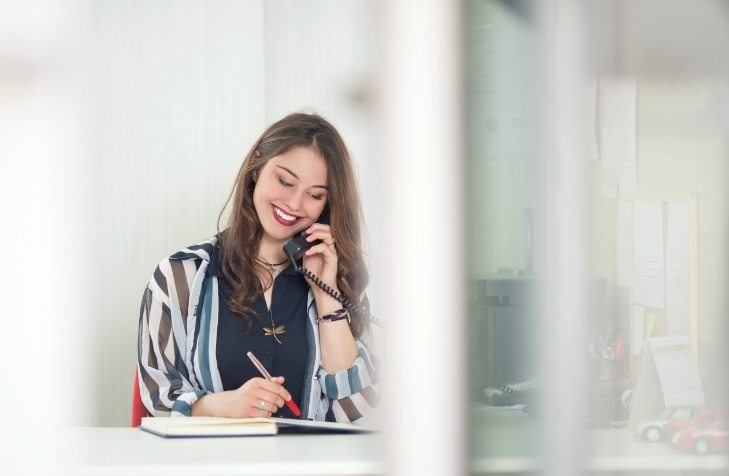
258, 400, 266, 411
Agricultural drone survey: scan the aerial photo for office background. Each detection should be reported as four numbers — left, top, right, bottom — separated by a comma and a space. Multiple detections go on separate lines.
469, 0, 728, 379
466, 1, 729, 473
2, 1, 729, 474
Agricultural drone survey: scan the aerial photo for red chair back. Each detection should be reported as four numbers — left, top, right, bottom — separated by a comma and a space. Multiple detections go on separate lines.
131, 368, 148, 427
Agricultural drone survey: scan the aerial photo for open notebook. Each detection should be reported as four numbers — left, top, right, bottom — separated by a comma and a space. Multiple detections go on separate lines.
140, 416, 373, 438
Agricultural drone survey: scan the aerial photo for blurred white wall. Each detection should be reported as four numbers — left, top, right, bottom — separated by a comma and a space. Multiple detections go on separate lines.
0, 1, 73, 471
74, 0, 266, 427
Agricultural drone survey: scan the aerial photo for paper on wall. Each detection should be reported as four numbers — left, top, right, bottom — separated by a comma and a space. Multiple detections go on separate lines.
598, 77, 637, 199
616, 200, 631, 286
633, 201, 665, 308
632, 305, 645, 356
665, 202, 690, 336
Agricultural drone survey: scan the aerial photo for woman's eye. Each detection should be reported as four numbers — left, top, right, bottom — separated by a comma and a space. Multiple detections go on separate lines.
308, 192, 324, 201
278, 177, 293, 187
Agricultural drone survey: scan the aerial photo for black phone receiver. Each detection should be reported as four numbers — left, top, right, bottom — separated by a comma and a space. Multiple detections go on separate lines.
319, 205, 330, 225
283, 206, 328, 268
282, 234, 320, 270
282, 229, 383, 328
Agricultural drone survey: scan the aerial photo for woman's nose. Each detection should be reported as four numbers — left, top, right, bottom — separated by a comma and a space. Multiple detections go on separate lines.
284, 190, 304, 212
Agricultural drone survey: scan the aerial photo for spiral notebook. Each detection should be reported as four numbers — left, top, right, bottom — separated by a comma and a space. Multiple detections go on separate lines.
140, 416, 373, 438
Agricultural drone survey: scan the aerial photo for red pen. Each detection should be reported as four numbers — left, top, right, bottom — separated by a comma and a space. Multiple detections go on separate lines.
246, 351, 301, 417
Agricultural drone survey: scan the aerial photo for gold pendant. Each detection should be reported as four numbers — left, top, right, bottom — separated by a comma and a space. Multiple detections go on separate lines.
263, 324, 286, 344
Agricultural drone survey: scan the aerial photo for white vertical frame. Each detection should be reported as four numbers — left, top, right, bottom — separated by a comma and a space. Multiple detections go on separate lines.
375, 1, 464, 475
0, 1, 72, 473
538, 0, 589, 474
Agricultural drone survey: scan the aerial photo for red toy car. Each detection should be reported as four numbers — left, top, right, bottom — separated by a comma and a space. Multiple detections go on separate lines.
672, 408, 728, 454
634, 406, 700, 442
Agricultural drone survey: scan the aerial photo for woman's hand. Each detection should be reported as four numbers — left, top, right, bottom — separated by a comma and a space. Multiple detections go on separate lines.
192, 376, 291, 418
302, 223, 340, 302
301, 224, 358, 372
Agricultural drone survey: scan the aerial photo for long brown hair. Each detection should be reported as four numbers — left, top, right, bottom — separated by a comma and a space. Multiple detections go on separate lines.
217, 112, 369, 337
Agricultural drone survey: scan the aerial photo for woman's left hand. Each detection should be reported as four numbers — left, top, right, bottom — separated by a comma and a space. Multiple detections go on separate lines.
302, 223, 339, 299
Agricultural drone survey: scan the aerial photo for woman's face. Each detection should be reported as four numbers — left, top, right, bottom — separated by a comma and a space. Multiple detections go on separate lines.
252, 146, 329, 243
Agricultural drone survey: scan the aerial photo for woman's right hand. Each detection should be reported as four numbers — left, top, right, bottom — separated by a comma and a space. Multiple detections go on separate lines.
192, 376, 292, 418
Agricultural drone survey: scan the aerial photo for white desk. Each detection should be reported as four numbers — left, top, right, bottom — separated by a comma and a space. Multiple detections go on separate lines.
66, 428, 382, 476
65, 408, 729, 475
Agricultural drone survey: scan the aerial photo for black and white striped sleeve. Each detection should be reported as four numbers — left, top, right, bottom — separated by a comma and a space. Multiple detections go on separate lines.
318, 326, 381, 422
137, 261, 205, 417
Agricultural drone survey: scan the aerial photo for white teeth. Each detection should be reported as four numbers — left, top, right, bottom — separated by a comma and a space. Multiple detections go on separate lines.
274, 207, 297, 221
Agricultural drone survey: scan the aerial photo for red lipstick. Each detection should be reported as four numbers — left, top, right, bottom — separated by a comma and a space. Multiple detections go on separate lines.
272, 205, 300, 226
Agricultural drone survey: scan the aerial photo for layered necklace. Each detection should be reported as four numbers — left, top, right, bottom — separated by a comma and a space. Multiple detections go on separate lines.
260, 257, 288, 275
258, 257, 289, 344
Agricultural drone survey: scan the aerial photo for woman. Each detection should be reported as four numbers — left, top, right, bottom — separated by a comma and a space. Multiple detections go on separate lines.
138, 112, 379, 422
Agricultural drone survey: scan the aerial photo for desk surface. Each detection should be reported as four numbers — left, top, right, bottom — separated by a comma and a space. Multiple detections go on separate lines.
66, 427, 382, 476
66, 407, 729, 475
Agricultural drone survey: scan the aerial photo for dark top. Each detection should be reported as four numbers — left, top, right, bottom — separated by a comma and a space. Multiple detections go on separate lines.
208, 244, 309, 418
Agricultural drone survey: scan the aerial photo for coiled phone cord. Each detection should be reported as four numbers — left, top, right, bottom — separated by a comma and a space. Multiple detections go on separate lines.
295, 264, 384, 328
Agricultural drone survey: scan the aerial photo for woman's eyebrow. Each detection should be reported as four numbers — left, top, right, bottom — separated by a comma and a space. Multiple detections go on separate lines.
275, 165, 329, 190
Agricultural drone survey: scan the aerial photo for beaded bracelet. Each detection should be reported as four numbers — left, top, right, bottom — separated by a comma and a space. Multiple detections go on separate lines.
316, 307, 350, 324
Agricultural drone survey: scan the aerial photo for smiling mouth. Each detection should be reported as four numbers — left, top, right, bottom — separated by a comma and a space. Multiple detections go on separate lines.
272, 205, 301, 226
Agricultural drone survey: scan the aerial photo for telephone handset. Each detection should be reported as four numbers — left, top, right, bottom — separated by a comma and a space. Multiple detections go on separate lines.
283, 233, 383, 328
281, 202, 328, 266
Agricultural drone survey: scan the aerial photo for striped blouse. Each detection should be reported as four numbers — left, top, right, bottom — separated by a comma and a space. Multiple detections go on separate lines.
137, 237, 380, 422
